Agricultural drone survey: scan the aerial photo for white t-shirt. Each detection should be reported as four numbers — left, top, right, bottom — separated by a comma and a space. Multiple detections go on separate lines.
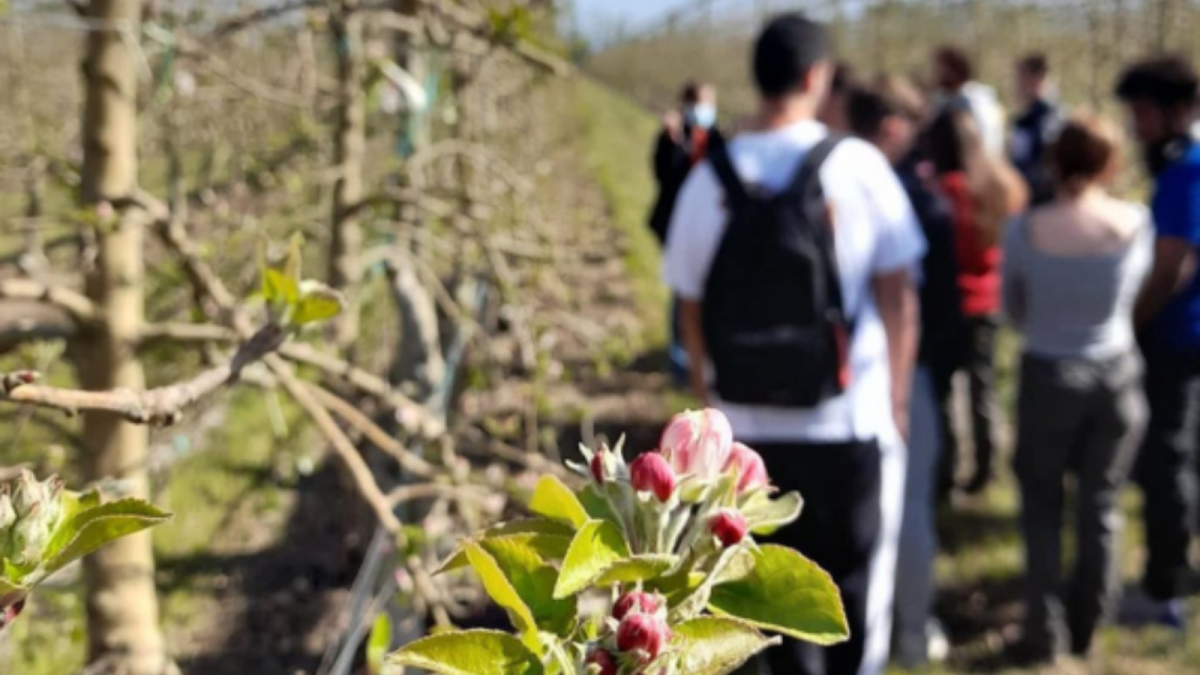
664, 120, 926, 443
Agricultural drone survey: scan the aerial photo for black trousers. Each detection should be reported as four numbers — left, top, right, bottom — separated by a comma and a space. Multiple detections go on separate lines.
753, 439, 883, 675
1136, 341, 1200, 600
1014, 352, 1146, 656
939, 315, 999, 491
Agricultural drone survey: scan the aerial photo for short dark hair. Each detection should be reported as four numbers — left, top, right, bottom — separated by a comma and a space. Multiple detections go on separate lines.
847, 77, 925, 138
934, 45, 973, 87
1017, 53, 1049, 77
1115, 55, 1199, 108
680, 81, 712, 104
831, 62, 857, 95
753, 13, 831, 98
1051, 114, 1122, 194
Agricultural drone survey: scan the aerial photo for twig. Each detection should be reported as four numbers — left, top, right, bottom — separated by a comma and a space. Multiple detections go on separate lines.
268, 355, 402, 533
0, 279, 98, 326
307, 383, 435, 478
137, 322, 238, 347
386, 482, 480, 507
0, 325, 286, 426
279, 342, 446, 440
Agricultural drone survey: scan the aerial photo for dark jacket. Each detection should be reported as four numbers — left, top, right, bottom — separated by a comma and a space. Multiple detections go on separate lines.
1010, 98, 1062, 207
897, 156, 968, 395
649, 124, 706, 245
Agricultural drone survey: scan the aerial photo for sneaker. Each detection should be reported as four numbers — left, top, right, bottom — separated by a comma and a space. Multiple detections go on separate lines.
1158, 598, 1188, 632
927, 618, 950, 663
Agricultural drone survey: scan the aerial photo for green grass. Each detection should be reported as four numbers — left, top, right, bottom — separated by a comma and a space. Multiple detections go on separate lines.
573, 78, 668, 352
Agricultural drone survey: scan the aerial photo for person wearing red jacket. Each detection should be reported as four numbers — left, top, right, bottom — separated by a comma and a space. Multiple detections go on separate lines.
926, 108, 1028, 495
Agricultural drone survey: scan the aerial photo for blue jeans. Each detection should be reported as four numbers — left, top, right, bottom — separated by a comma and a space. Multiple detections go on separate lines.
669, 298, 689, 386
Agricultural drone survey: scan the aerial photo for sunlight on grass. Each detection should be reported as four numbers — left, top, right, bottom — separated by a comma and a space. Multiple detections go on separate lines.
573, 78, 667, 351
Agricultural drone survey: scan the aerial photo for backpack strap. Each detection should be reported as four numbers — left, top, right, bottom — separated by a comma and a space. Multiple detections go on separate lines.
780, 133, 846, 199
705, 128, 750, 212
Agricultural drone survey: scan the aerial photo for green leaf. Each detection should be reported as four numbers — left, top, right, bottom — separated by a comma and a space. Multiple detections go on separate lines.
578, 484, 620, 525
482, 537, 576, 637
528, 476, 588, 529
462, 542, 540, 649
593, 554, 677, 586
42, 499, 173, 575
740, 490, 803, 536
263, 267, 300, 305
708, 545, 848, 645
436, 519, 574, 574
388, 630, 544, 675
293, 287, 345, 325
671, 617, 778, 675
553, 519, 629, 599
367, 613, 392, 674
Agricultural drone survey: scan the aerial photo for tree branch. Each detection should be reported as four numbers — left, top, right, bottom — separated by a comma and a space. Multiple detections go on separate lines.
0, 324, 286, 426
307, 383, 436, 478
279, 342, 446, 441
137, 322, 238, 347
0, 279, 98, 326
267, 355, 402, 533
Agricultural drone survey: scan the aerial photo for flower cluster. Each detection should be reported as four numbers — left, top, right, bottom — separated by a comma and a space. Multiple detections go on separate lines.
0, 472, 171, 632
390, 409, 844, 675
584, 409, 773, 558
587, 591, 671, 674
0, 471, 65, 568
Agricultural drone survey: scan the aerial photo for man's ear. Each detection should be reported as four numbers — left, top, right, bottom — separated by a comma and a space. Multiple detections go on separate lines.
804, 61, 833, 97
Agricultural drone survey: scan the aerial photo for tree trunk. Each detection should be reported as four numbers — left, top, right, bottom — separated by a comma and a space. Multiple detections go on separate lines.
76, 2, 170, 675
329, 0, 366, 353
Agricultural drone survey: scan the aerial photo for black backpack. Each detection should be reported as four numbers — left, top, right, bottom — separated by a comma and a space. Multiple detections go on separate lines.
701, 130, 851, 408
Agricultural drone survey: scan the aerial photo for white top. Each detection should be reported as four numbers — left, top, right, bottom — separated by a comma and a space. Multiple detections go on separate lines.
664, 120, 926, 443
961, 82, 1007, 157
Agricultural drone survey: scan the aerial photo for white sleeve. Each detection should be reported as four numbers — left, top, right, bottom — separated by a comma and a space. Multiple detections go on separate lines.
663, 163, 726, 301
853, 143, 927, 274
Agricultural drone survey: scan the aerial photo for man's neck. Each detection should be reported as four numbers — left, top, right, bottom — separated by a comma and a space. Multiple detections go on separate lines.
757, 97, 819, 131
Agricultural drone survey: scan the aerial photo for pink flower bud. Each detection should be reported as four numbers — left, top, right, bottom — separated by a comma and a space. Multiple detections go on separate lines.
616, 612, 670, 663
709, 509, 748, 548
0, 598, 25, 630
630, 453, 676, 502
660, 409, 734, 480
590, 453, 607, 485
724, 442, 770, 493
585, 649, 618, 675
613, 591, 663, 621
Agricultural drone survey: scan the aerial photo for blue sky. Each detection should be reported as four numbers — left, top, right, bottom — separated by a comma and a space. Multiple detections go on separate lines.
570, 0, 695, 41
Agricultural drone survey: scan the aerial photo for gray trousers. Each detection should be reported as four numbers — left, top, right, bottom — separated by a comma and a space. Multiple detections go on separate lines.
1014, 351, 1146, 656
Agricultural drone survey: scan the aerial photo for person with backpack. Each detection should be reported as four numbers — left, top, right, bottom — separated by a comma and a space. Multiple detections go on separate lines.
1010, 53, 1064, 207
927, 108, 1028, 496
650, 82, 719, 385
848, 77, 963, 669
1117, 56, 1200, 630
664, 15, 925, 675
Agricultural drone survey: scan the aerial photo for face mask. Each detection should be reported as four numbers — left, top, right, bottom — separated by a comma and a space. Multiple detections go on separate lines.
1145, 135, 1192, 176
686, 103, 717, 129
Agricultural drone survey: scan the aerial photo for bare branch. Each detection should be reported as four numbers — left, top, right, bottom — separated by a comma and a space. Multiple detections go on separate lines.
0, 278, 98, 326
267, 356, 402, 533
137, 322, 238, 347
0, 325, 286, 426
307, 383, 436, 478
279, 342, 447, 440
205, 0, 327, 41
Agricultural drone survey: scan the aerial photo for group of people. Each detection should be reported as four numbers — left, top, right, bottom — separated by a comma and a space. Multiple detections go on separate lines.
649, 12, 1199, 675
